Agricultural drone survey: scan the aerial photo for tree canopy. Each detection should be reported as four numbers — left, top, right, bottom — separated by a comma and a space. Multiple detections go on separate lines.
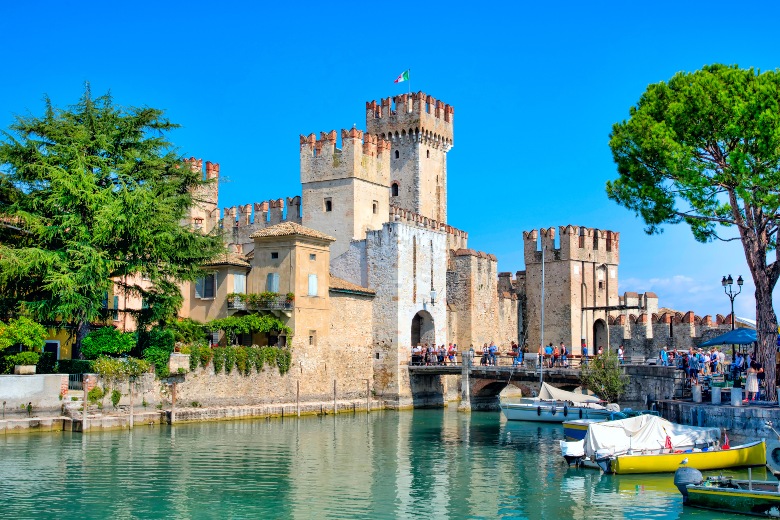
607, 64, 780, 399
0, 86, 225, 353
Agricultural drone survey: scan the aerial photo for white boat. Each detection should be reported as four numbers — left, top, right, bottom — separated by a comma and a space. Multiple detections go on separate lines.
500, 382, 620, 423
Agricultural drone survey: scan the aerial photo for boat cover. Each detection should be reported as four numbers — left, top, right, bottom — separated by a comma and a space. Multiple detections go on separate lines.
538, 383, 602, 404
560, 440, 585, 458
583, 414, 720, 459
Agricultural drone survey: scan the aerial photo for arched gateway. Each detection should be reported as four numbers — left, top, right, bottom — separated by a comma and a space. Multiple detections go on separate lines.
411, 310, 435, 346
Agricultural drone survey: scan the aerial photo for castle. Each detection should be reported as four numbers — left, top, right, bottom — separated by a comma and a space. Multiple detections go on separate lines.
164, 91, 736, 406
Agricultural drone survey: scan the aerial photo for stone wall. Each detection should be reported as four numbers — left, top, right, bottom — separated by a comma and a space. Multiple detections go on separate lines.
0, 374, 67, 413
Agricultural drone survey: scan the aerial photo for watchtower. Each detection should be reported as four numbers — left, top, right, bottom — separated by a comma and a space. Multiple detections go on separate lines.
366, 92, 453, 223
521, 225, 621, 354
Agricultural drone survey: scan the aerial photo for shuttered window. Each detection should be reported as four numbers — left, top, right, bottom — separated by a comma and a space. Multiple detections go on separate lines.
196, 273, 216, 299
266, 273, 280, 293
308, 274, 318, 296
234, 273, 246, 294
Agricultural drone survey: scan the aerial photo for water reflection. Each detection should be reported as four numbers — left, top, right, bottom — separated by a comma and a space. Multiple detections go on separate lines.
0, 408, 757, 519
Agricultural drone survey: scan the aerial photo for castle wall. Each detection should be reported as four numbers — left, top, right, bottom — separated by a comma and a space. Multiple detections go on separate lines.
222, 197, 302, 248
447, 250, 501, 348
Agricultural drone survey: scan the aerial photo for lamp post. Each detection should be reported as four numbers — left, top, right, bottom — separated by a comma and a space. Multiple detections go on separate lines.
721, 274, 744, 330
722, 274, 744, 364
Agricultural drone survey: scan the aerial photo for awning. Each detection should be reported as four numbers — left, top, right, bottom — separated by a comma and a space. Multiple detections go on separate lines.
699, 327, 756, 347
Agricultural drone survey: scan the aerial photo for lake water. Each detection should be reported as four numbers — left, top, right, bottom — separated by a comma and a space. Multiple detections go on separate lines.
0, 407, 760, 519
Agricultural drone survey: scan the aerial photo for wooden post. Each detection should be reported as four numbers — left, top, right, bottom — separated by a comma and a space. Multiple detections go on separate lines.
366, 379, 370, 413
333, 380, 337, 415
296, 380, 300, 417
171, 382, 176, 425
82, 376, 88, 432
129, 377, 135, 430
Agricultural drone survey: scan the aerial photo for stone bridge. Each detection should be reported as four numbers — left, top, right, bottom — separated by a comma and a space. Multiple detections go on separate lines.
407, 358, 683, 411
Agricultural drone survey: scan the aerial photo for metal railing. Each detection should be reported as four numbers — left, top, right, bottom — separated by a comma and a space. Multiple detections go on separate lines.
227, 296, 294, 311
68, 373, 83, 390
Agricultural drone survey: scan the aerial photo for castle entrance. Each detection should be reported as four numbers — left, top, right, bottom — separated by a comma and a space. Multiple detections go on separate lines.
593, 319, 608, 352
411, 310, 435, 346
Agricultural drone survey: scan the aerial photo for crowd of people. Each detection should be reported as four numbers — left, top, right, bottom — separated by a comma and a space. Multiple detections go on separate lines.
660, 345, 765, 401
411, 344, 458, 366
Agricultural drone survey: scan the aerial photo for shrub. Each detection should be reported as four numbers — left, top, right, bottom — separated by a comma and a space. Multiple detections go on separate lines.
0, 317, 47, 352
81, 327, 135, 360
57, 359, 94, 374
137, 326, 175, 356
87, 386, 104, 405
111, 389, 122, 408
37, 351, 57, 374
7, 351, 41, 366
167, 318, 208, 344
143, 346, 171, 378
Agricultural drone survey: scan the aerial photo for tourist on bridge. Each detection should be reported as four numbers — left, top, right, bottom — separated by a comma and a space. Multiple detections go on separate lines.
544, 343, 553, 368
489, 341, 498, 366
659, 346, 669, 366
513, 346, 523, 367
581, 342, 588, 367
560, 342, 568, 368
447, 343, 456, 365
480, 343, 489, 366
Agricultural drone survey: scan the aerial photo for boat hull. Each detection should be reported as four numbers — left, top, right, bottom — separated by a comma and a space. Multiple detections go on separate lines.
610, 440, 766, 475
686, 483, 780, 517
563, 419, 605, 440
500, 402, 614, 423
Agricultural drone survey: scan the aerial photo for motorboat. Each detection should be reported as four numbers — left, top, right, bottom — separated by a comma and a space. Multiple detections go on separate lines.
563, 410, 660, 441
675, 466, 780, 516
499, 382, 620, 423
581, 414, 764, 474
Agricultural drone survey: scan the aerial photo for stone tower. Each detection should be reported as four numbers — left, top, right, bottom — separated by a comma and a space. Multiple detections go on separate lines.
522, 226, 620, 354
300, 129, 391, 258
366, 92, 453, 223
185, 157, 220, 234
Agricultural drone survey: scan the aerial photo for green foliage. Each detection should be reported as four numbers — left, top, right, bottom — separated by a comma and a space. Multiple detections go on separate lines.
0, 87, 225, 350
143, 346, 171, 378
81, 327, 135, 360
580, 351, 628, 404
92, 356, 151, 381
167, 318, 207, 344
37, 351, 56, 374
207, 314, 291, 345
136, 326, 175, 357
6, 351, 40, 366
277, 349, 292, 375
212, 347, 225, 374
110, 389, 122, 408
285, 292, 295, 302
87, 386, 104, 405
608, 64, 780, 399
0, 317, 46, 352
188, 344, 290, 376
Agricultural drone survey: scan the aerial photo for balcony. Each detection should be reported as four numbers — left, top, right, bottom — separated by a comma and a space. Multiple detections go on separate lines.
227, 294, 294, 317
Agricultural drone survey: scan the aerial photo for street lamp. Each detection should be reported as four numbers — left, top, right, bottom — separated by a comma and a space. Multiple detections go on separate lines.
721, 274, 744, 330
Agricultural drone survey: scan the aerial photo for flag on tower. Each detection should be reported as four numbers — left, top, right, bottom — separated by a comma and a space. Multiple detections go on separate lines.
394, 70, 410, 83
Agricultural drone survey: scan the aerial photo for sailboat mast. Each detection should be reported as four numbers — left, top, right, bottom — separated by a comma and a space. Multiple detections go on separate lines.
540, 245, 545, 384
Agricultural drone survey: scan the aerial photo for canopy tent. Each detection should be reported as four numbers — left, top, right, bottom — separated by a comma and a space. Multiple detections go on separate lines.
699, 327, 756, 347
583, 414, 720, 459
537, 382, 601, 404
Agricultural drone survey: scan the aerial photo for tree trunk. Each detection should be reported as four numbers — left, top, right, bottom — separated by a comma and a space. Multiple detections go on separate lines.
74, 320, 91, 359
755, 286, 778, 401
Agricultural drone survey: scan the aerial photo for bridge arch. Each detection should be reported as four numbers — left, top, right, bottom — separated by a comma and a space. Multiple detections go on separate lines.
411, 310, 435, 346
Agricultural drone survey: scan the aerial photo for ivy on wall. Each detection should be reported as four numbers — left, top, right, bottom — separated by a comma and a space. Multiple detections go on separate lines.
189, 345, 292, 376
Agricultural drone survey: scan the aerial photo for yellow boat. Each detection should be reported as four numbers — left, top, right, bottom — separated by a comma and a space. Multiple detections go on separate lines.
603, 440, 766, 474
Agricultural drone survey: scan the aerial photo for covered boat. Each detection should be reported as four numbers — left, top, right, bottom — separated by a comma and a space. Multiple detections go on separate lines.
583, 414, 764, 474
499, 383, 619, 423
675, 466, 780, 516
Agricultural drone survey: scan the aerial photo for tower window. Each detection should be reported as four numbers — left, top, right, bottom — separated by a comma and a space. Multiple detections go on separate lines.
395, 150, 399, 159
324, 198, 332, 212
391, 183, 399, 197
427, 150, 430, 158
372, 200, 378, 214
271, 252, 279, 259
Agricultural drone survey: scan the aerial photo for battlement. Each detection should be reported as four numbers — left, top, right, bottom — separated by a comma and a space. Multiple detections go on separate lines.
221, 196, 302, 233
522, 225, 620, 265
184, 157, 220, 180
366, 92, 454, 148
389, 205, 467, 250
300, 129, 391, 186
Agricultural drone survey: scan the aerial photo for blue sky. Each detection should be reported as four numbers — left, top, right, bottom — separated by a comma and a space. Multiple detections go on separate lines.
1, 1, 778, 320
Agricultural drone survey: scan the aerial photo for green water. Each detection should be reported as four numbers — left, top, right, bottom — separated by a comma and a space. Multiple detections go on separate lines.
0, 408, 759, 519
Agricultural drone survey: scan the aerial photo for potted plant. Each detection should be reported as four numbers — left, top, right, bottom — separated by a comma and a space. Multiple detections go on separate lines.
0, 317, 47, 375
9, 351, 41, 375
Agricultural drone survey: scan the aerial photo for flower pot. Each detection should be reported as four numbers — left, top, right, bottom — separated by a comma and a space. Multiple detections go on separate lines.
14, 365, 36, 375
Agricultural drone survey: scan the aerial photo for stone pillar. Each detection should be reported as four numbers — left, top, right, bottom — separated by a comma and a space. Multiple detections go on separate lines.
712, 387, 722, 405
458, 351, 472, 412
692, 385, 702, 403
731, 387, 742, 406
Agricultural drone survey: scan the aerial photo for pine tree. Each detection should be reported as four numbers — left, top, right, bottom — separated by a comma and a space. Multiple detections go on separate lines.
0, 85, 225, 355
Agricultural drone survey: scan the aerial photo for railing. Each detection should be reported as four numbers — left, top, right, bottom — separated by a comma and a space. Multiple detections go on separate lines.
227, 296, 294, 311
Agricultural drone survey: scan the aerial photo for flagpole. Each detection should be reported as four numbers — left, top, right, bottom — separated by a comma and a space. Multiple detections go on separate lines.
408, 69, 411, 94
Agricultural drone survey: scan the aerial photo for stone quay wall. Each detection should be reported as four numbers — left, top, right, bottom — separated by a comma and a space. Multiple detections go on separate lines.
0, 374, 68, 413
658, 399, 780, 439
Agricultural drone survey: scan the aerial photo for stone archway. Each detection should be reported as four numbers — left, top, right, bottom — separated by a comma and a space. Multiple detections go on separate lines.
593, 319, 608, 352
411, 310, 435, 346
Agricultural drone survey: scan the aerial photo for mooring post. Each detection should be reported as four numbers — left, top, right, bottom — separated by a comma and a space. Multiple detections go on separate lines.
171, 382, 177, 425
333, 380, 337, 415
296, 380, 300, 417
366, 379, 370, 413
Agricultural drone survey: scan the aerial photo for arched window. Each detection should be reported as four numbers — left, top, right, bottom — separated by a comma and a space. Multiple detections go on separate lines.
426, 149, 430, 158
391, 183, 399, 197
395, 150, 400, 159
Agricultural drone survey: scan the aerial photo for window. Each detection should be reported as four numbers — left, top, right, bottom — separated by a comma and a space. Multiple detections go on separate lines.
234, 273, 247, 294
195, 272, 216, 299
271, 252, 279, 259
309, 253, 316, 261
391, 183, 399, 197
44, 341, 60, 360
266, 273, 280, 293
309, 330, 317, 346
324, 198, 332, 212
193, 217, 203, 230
142, 273, 150, 281
394, 150, 399, 159
308, 274, 318, 296
426, 149, 430, 158
113, 296, 119, 321
102, 291, 109, 309
372, 200, 378, 214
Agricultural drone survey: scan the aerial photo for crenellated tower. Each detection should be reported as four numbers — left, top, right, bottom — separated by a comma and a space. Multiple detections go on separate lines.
521, 225, 621, 354
300, 128, 392, 258
185, 157, 220, 234
366, 92, 453, 223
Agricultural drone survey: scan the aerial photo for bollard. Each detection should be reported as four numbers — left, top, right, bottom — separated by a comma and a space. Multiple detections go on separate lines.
692, 385, 702, 403
712, 386, 722, 405
731, 387, 742, 406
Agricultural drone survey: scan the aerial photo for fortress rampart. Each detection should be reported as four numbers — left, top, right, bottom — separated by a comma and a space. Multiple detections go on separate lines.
390, 205, 467, 250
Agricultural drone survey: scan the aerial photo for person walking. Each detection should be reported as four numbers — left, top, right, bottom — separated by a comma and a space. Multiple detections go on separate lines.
581, 343, 588, 367
659, 346, 669, 367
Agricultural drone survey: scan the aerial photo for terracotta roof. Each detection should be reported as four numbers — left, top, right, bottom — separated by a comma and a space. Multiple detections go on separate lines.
250, 221, 336, 241
204, 251, 250, 268
329, 274, 375, 295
